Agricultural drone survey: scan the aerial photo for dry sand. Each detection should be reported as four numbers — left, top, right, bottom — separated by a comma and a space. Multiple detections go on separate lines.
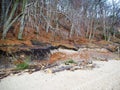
0, 60, 120, 90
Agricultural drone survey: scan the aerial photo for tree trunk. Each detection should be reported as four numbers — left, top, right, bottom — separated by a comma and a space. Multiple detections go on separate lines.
18, 14, 25, 40
2, 0, 19, 39
18, 0, 28, 40
69, 23, 74, 38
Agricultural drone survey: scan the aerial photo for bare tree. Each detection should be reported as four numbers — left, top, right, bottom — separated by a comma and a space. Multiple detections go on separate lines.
1, 0, 120, 40
2, 0, 21, 39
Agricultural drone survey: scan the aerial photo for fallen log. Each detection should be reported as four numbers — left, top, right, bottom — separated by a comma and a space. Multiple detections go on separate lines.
45, 65, 73, 73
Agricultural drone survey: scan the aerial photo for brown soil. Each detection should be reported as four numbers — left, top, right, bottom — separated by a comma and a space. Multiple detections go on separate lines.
0, 25, 119, 65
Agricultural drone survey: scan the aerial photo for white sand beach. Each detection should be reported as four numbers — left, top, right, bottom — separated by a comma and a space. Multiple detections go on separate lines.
0, 60, 120, 90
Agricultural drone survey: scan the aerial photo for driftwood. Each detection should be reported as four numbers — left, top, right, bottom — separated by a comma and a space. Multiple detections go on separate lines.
45, 60, 95, 73
0, 60, 95, 79
0, 73, 10, 79
46, 65, 73, 73
44, 63, 59, 69
47, 63, 95, 73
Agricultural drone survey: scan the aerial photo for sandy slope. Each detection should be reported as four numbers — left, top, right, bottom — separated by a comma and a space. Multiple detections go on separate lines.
0, 60, 120, 90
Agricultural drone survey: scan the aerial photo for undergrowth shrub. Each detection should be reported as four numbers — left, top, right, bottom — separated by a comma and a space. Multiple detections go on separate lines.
16, 62, 29, 70
15, 56, 30, 70
64, 59, 76, 65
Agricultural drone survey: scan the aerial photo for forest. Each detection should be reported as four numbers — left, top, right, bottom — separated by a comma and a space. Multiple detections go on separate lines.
0, 0, 120, 89
0, 0, 120, 40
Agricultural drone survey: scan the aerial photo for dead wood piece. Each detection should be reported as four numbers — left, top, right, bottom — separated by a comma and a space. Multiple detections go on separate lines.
94, 57, 108, 61
86, 64, 95, 69
44, 63, 59, 69
70, 66, 81, 71
47, 65, 73, 73
34, 67, 41, 72
0, 72, 6, 76
28, 69, 36, 74
100, 58, 108, 61
11, 70, 21, 74
0, 73, 10, 79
